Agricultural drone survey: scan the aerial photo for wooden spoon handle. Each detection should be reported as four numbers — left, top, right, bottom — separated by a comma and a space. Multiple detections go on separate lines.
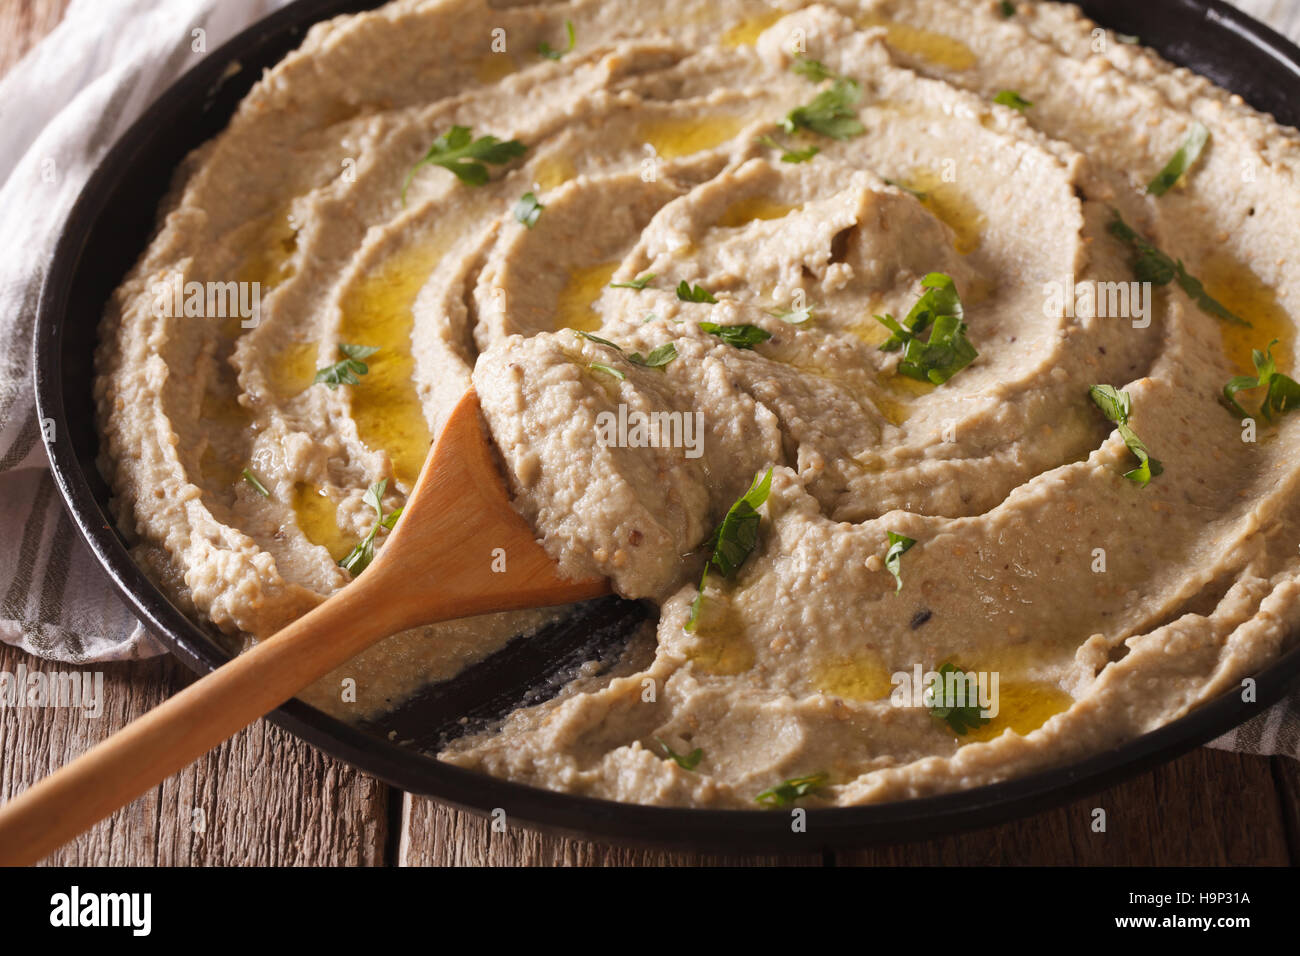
0, 574, 401, 867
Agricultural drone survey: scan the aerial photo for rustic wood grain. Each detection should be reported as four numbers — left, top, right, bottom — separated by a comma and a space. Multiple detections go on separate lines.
1, 0, 1297, 867
0, 640, 389, 865
838, 748, 1290, 866
399, 795, 824, 866
1270, 756, 1300, 862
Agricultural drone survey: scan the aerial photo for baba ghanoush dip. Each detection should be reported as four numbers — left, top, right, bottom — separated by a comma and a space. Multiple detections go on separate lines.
95, 0, 1300, 808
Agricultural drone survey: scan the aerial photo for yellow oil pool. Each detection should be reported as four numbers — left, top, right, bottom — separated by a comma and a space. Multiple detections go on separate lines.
556, 261, 619, 332
637, 115, 750, 160
292, 482, 353, 562
858, 15, 977, 71
337, 242, 439, 489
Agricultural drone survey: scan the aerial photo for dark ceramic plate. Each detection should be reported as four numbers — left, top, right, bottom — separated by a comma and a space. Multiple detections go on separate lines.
33, 0, 1300, 852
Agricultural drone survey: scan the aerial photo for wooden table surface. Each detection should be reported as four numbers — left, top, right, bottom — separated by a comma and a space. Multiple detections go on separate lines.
3, 0, 1299, 867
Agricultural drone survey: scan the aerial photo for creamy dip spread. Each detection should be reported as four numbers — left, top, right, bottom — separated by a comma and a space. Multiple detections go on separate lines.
96, 0, 1300, 808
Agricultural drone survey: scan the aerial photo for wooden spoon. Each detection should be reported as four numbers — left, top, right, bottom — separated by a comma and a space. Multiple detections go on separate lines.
0, 388, 608, 865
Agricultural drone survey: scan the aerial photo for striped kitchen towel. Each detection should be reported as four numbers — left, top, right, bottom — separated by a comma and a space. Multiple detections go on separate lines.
0, 0, 1296, 760
0, 0, 290, 662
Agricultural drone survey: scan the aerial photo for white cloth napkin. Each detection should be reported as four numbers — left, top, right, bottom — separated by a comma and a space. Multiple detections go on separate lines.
0, 0, 1296, 757
0, 0, 290, 661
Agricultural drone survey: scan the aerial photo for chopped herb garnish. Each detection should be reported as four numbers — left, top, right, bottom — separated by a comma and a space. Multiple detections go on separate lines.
628, 342, 678, 368
1147, 122, 1210, 196
993, 90, 1033, 111
573, 329, 622, 350
927, 662, 991, 736
791, 56, 834, 82
241, 468, 270, 498
315, 343, 379, 389
588, 362, 625, 381
875, 273, 978, 385
1088, 384, 1163, 486
700, 322, 772, 350
686, 468, 774, 632
884, 531, 916, 593
576, 330, 676, 370
1117, 33, 1140, 44
708, 468, 773, 577
756, 134, 821, 164
340, 479, 401, 576
1107, 211, 1248, 326
1222, 339, 1300, 421
768, 304, 814, 324
655, 737, 703, 771
401, 125, 527, 201
781, 77, 865, 141
884, 178, 928, 200
513, 191, 544, 228
756, 772, 829, 807
676, 280, 718, 304
610, 272, 657, 290
999, 1, 1016, 17
538, 18, 576, 60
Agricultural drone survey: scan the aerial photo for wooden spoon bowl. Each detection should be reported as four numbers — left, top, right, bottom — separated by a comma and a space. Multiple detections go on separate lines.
0, 389, 607, 865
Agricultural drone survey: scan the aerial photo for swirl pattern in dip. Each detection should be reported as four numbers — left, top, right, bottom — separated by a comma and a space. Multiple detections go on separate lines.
96, 0, 1300, 808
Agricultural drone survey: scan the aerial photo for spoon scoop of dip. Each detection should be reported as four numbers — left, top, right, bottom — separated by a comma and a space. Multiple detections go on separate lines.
0, 389, 608, 865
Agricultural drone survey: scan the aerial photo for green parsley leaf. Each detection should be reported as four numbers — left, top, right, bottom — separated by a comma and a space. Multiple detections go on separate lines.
676, 280, 718, 304
513, 191, 544, 228
628, 342, 678, 368
756, 134, 820, 163
791, 56, 834, 82
573, 329, 622, 350
1222, 339, 1300, 421
686, 468, 774, 632
756, 772, 829, 807
575, 330, 676, 370
884, 531, 916, 593
993, 90, 1033, 111
588, 362, 625, 381
926, 662, 991, 736
538, 19, 575, 60
1147, 122, 1210, 196
401, 126, 527, 201
1107, 211, 1249, 326
315, 343, 379, 389
875, 273, 977, 384
610, 273, 657, 290
655, 737, 703, 771
768, 304, 814, 324
699, 322, 772, 349
241, 468, 270, 498
340, 478, 400, 576
884, 178, 928, 200
709, 468, 774, 577
999, 1, 1016, 17
781, 77, 865, 141
1088, 384, 1164, 486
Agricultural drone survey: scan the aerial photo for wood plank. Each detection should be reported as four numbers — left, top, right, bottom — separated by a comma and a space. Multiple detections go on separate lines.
836, 749, 1289, 866
1269, 756, 1300, 862
400, 796, 822, 866
0, 640, 390, 865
